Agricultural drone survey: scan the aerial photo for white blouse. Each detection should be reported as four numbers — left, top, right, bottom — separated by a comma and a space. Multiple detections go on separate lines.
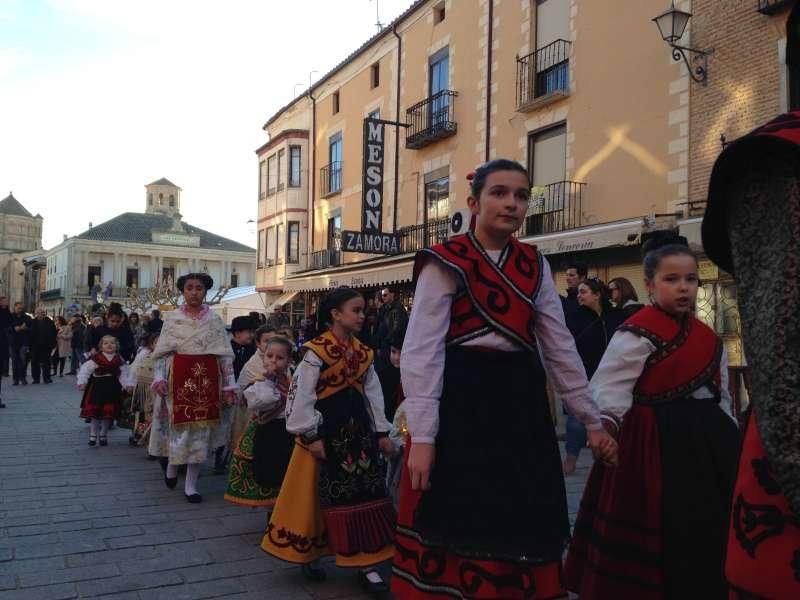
284, 350, 392, 437
400, 251, 602, 444
77, 353, 130, 387
244, 378, 286, 421
591, 330, 737, 425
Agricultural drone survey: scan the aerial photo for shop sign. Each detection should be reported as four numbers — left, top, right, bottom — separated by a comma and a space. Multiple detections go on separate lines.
342, 118, 400, 255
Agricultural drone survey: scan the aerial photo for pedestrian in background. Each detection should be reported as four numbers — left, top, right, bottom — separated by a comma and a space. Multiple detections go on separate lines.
0, 296, 11, 380
53, 315, 72, 377
68, 315, 85, 374
30, 307, 56, 385
561, 261, 588, 320
608, 276, 644, 318
128, 312, 145, 348
10, 302, 32, 385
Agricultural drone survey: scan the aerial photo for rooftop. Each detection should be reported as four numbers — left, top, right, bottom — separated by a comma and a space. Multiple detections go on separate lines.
147, 177, 179, 188
0, 193, 36, 218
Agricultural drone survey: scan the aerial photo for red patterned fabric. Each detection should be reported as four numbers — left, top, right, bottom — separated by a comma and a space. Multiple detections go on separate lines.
322, 497, 396, 557
171, 354, 220, 427
79, 353, 124, 420
414, 232, 543, 353
619, 306, 722, 403
565, 405, 664, 599
392, 438, 567, 600
726, 413, 800, 599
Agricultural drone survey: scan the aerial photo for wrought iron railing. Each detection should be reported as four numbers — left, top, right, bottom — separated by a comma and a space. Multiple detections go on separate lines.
406, 90, 458, 149
311, 249, 342, 269
320, 161, 343, 197
517, 39, 571, 109
757, 0, 791, 14
398, 217, 450, 253
518, 181, 585, 237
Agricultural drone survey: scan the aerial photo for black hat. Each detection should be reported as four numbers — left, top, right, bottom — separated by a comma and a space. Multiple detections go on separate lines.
176, 272, 214, 292
229, 316, 255, 333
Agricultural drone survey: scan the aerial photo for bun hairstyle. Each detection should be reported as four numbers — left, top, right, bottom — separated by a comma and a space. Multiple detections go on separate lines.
176, 272, 214, 292
106, 302, 125, 319
469, 159, 529, 198
642, 231, 696, 280
317, 287, 362, 334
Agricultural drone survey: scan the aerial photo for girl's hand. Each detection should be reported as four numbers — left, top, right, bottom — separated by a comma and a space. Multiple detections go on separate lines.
77, 384, 85, 391
408, 443, 436, 491
587, 429, 618, 465
153, 380, 168, 397
378, 436, 395, 457
275, 374, 289, 397
308, 440, 326, 461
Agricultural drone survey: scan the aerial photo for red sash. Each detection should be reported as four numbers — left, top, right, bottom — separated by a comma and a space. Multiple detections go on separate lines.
414, 232, 543, 353
619, 306, 722, 403
170, 353, 221, 427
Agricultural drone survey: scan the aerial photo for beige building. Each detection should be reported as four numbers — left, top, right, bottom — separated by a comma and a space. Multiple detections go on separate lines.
0, 193, 44, 307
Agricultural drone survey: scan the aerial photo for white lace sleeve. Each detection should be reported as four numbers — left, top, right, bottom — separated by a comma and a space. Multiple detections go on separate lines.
284, 351, 323, 436
77, 360, 97, 386
244, 380, 283, 413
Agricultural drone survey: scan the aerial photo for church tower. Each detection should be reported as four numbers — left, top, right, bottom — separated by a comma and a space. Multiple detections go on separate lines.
145, 178, 181, 217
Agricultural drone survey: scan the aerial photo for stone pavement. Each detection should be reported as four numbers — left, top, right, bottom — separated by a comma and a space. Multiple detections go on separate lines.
0, 375, 592, 600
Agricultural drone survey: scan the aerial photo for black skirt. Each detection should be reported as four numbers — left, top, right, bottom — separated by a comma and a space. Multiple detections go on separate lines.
251, 418, 295, 489
414, 346, 568, 563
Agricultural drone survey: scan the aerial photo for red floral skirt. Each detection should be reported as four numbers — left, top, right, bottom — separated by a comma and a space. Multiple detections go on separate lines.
79, 376, 122, 420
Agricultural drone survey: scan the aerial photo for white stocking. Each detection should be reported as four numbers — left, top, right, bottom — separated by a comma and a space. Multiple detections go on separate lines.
100, 418, 111, 436
166, 463, 179, 479
89, 418, 100, 437
184, 463, 201, 496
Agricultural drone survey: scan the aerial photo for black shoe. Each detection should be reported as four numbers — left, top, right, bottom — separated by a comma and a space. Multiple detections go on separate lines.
88, 435, 97, 447
31, 380, 39, 385
0, 401, 5, 408
185, 493, 202, 503
44, 379, 53, 384
358, 570, 388, 594
99, 436, 108, 446
21, 380, 27, 385
164, 475, 178, 489
301, 563, 327, 582
12, 381, 18, 386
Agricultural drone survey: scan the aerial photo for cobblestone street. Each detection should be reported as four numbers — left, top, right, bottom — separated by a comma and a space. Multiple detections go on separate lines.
0, 376, 592, 600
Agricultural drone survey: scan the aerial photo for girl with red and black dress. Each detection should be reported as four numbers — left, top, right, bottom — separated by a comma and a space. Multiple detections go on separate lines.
564, 235, 741, 600
392, 159, 616, 600
78, 335, 129, 447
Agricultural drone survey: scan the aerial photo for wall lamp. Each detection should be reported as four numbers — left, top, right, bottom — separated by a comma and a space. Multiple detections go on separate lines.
653, 2, 714, 84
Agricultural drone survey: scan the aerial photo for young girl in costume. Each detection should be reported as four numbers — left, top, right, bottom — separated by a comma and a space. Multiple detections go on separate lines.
261, 287, 395, 594
225, 336, 295, 507
124, 331, 159, 448
78, 335, 129, 447
392, 159, 616, 600
564, 235, 741, 600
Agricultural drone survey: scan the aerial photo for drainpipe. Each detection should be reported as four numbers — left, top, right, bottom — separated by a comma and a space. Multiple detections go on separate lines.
393, 24, 402, 233
485, 0, 494, 162
309, 90, 317, 263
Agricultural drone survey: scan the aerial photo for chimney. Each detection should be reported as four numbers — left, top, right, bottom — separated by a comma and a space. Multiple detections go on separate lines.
88, 222, 92, 229
63, 234, 67, 242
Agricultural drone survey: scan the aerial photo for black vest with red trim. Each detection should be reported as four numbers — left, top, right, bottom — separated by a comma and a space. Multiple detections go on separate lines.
413, 232, 543, 353
618, 305, 722, 404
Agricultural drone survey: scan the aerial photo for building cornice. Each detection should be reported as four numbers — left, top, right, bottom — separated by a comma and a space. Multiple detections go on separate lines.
255, 130, 310, 156
45, 237, 255, 259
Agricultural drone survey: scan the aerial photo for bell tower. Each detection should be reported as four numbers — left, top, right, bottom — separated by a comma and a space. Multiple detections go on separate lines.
145, 178, 181, 217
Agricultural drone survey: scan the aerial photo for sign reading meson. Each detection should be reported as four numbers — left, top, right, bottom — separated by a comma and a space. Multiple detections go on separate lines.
341, 118, 400, 255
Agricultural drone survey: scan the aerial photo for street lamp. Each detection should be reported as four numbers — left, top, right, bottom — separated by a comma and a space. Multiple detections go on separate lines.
653, 2, 713, 84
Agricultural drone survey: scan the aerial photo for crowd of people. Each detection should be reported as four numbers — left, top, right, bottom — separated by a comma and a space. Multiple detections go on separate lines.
3, 149, 796, 598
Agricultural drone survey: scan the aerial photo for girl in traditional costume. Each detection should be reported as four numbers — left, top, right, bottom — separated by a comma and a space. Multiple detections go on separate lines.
261, 287, 395, 594
124, 331, 159, 448
78, 335, 129, 447
225, 336, 295, 507
392, 159, 616, 600
564, 235, 741, 600
149, 273, 236, 503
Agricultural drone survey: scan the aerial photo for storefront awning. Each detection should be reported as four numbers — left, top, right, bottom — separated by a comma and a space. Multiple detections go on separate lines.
267, 290, 300, 313
283, 255, 414, 292
518, 218, 643, 255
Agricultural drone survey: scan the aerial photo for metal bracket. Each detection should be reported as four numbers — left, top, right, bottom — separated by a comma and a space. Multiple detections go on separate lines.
671, 44, 714, 84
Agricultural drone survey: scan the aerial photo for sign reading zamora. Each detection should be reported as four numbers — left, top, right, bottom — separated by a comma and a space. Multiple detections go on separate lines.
341, 118, 401, 255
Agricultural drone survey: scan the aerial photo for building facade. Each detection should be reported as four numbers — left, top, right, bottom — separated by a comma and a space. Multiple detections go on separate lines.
40, 178, 256, 315
0, 193, 44, 307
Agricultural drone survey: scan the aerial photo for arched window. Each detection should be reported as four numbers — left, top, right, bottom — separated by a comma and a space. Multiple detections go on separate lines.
148, 193, 153, 206
159, 192, 164, 205
788, 6, 800, 110
169, 194, 175, 207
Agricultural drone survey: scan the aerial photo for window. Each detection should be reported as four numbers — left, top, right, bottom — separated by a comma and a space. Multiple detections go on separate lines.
536, 0, 570, 49
328, 133, 342, 194
429, 48, 450, 128
266, 226, 277, 265
425, 173, 450, 222
258, 160, 267, 199
126, 268, 139, 288
159, 192, 164, 205
87, 266, 101, 289
332, 91, 340, 114
371, 63, 380, 89
148, 193, 153, 206
162, 266, 175, 284
277, 223, 285, 264
169, 194, 175, 207
257, 229, 265, 267
527, 123, 567, 187
434, 2, 446, 23
289, 146, 301, 187
267, 154, 277, 195
231, 273, 239, 287
277, 149, 285, 191
287, 221, 300, 263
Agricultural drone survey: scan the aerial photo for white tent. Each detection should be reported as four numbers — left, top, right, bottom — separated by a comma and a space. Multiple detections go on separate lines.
205, 286, 268, 325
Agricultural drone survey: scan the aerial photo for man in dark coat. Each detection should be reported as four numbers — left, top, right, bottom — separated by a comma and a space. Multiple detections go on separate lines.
30, 307, 57, 384
10, 302, 32, 385
373, 287, 408, 420
560, 261, 587, 321
0, 297, 9, 405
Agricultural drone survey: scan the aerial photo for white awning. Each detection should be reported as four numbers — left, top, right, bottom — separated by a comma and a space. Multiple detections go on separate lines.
282, 255, 415, 292
267, 290, 300, 313
519, 218, 643, 255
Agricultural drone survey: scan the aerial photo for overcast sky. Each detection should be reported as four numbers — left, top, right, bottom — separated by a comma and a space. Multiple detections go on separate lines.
0, 0, 411, 250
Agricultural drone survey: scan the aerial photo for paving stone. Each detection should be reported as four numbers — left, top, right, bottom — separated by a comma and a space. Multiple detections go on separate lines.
0, 582, 78, 600
75, 571, 183, 597
17, 563, 120, 588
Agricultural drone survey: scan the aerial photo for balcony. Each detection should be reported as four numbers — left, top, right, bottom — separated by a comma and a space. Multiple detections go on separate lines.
516, 39, 571, 112
320, 161, 343, 198
517, 181, 585, 238
757, 0, 792, 14
398, 217, 450, 253
406, 90, 458, 149
40, 288, 63, 301
311, 249, 342, 269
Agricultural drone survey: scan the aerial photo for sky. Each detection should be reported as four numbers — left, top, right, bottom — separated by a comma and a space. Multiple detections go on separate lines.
0, 0, 412, 250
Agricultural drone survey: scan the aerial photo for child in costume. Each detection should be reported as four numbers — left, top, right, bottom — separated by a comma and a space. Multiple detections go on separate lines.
261, 287, 395, 594
392, 159, 616, 600
124, 331, 159, 448
78, 335, 129, 447
385, 327, 407, 510
564, 234, 741, 600
225, 336, 295, 507
231, 325, 277, 450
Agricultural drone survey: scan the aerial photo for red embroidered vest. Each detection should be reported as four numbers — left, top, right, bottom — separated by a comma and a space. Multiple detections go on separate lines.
92, 353, 123, 376
618, 305, 722, 404
413, 232, 543, 353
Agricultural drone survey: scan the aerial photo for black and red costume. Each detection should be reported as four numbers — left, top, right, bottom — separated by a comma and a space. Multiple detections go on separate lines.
79, 353, 124, 421
565, 306, 741, 600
